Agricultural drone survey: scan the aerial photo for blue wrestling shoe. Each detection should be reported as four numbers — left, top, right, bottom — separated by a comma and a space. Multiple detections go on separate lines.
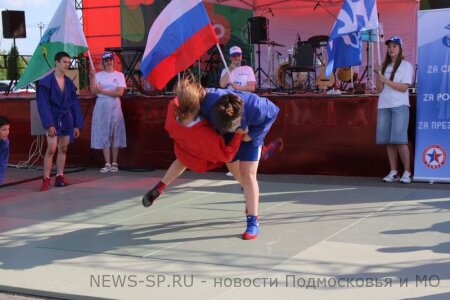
242, 215, 260, 240
55, 175, 69, 187
261, 137, 284, 161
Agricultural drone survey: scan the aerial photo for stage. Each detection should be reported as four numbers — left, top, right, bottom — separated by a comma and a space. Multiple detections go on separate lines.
0, 92, 416, 177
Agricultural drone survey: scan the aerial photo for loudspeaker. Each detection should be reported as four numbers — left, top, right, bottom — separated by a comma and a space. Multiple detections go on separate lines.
248, 17, 268, 44
2, 10, 26, 39
294, 42, 315, 69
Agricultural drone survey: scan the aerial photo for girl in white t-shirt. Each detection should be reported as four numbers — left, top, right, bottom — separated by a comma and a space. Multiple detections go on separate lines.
374, 36, 413, 184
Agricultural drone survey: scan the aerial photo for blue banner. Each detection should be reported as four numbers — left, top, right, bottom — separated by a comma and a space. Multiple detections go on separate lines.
414, 9, 450, 182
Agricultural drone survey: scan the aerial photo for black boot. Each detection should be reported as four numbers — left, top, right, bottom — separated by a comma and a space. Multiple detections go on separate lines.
142, 188, 161, 207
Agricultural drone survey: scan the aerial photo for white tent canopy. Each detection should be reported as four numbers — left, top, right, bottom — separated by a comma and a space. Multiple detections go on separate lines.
206, 0, 419, 85
212, 0, 417, 9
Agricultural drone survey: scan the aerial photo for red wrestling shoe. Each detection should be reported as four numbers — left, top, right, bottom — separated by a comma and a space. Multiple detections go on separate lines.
40, 177, 51, 191
261, 137, 284, 160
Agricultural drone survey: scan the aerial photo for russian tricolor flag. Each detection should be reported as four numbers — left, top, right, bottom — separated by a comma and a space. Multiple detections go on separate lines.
141, 0, 218, 90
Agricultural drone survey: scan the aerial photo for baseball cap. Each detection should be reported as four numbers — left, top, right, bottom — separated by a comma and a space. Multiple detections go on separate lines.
385, 36, 402, 47
229, 46, 242, 56
102, 51, 114, 60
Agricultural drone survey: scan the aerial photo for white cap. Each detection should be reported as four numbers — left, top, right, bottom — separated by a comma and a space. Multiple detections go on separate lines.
229, 46, 242, 56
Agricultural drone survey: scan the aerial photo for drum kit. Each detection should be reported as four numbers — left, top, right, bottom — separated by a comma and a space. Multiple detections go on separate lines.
250, 39, 289, 89
264, 40, 286, 89
272, 35, 330, 92
257, 39, 304, 90
247, 15, 331, 92
246, 16, 335, 92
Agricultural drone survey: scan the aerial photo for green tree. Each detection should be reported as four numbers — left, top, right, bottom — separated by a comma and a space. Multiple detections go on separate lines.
0, 50, 7, 80
7, 45, 19, 80
5, 45, 28, 82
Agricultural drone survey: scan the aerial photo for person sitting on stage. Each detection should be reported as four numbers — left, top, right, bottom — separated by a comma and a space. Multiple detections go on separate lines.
219, 46, 256, 92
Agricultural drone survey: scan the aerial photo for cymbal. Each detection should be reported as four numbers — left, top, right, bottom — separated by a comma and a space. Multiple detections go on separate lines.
266, 40, 286, 47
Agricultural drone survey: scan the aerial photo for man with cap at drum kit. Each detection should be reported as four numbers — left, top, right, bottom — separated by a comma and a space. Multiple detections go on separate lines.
219, 46, 256, 92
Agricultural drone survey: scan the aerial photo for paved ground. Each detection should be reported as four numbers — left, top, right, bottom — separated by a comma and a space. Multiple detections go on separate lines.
0, 167, 449, 299
3, 165, 450, 199
0, 293, 46, 300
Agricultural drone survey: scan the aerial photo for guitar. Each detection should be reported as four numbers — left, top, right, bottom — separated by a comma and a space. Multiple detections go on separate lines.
337, 67, 358, 82
316, 64, 336, 91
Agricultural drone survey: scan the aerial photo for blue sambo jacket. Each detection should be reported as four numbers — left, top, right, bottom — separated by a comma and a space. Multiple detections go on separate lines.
201, 89, 279, 147
36, 72, 84, 142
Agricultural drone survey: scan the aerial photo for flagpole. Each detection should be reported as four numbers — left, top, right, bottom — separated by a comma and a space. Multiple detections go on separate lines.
86, 51, 98, 93
376, 28, 382, 69
350, 66, 354, 89
216, 43, 232, 79
87, 50, 95, 71
370, 41, 374, 90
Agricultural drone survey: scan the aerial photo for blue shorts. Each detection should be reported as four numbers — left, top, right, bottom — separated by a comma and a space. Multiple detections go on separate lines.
376, 106, 409, 144
232, 140, 262, 162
